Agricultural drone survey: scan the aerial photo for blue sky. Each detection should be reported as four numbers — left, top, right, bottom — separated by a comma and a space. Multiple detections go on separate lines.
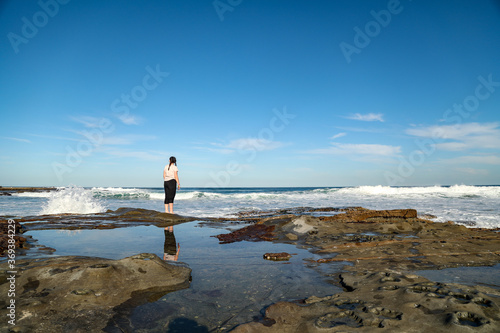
1, 0, 500, 187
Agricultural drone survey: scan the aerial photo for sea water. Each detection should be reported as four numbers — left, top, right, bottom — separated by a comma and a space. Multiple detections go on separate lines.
2, 185, 499, 330
2, 185, 499, 228
17, 220, 343, 331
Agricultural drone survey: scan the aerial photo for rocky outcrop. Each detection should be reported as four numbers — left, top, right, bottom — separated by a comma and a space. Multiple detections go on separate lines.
12, 207, 196, 231
214, 224, 276, 243
215, 207, 500, 331
218, 208, 500, 272
233, 271, 500, 332
0, 186, 57, 195
0, 253, 191, 332
3, 206, 500, 332
0, 219, 27, 256
319, 207, 418, 222
263, 252, 292, 261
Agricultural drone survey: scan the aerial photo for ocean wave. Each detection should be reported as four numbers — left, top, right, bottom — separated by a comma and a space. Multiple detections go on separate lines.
40, 186, 107, 215
336, 185, 500, 198
90, 187, 153, 199
13, 191, 54, 198
82, 185, 500, 204
28, 185, 500, 229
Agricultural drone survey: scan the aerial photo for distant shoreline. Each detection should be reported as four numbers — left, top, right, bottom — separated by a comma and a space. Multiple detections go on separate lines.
0, 186, 57, 195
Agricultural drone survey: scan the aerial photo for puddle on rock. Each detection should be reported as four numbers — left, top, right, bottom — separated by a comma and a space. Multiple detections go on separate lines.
25, 221, 341, 332
416, 264, 500, 290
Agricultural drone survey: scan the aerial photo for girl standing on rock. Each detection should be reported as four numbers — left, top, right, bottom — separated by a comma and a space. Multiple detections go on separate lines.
163, 156, 181, 213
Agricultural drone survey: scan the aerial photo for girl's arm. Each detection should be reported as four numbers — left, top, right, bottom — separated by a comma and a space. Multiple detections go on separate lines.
174, 171, 180, 189
174, 243, 180, 261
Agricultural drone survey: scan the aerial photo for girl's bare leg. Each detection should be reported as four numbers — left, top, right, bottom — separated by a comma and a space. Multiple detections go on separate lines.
169, 203, 174, 214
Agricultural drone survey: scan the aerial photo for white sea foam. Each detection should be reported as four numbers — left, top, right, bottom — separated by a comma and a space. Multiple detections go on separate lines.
337, 185, 500, 198
292, 216, 315, 234
175, 191, 222, 200
40, 186, 106, 215
13, 191, 58, 198
91, 187, 152, 199
85, 185, 500, 203
7, 184, 497, 229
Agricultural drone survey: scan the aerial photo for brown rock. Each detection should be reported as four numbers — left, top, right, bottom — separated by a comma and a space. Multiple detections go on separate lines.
0, 219, 27, 256
0, 253, 191, 332
263, 252, 292, 261
233, 271, 500, 332
214, 224, 276, 244
319, 208, 418, 223
15, 207, 196, 231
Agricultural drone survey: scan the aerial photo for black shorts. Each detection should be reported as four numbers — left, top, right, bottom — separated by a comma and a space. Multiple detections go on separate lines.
164, 229, 177, 255
164, 180, 177, 204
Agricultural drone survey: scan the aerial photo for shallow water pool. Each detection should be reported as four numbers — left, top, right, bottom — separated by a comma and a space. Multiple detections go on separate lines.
26, 221, 342, 331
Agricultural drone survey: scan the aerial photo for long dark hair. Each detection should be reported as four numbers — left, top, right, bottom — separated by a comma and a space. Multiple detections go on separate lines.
168, 156, 177, 170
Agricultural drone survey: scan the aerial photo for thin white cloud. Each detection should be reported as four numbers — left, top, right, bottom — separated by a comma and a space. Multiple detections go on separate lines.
64, 129, 155, 145
455, 168, 489, 175
345, 113, 384, 122
407, 122, 499, 139
101, 148, 165, 161
226, 138, 285, 151
407, 122, 500, 151
334, 126, 385, 134
330, 132, 346, 140
118, 114, 141, 125
70, 116, 104, 128
205, 138, 286, 153
202, 147, 234, 155
434, 142, 468, 151
101, 134, 155, 145
1, 136, 31, 143
72, 113, 141, 126
28, 133, 80, 142
440, 155, 500, 165
308, 143, 400, 156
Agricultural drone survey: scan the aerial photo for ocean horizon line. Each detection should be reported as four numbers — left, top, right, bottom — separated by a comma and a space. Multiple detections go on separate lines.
3, 184, 500, 189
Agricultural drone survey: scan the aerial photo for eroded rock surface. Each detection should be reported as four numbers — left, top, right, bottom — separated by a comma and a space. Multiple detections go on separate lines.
216, 208, 500, 272
263, 252, 292, 261
215, 223, 277, 243
233, 271, 500, 332
0, 253, 191, 332
8, 207, 195, 231
0, 219, 27, 255
218, 207, 500, 331
2, 206, 500, 332
0, 186, 57, 196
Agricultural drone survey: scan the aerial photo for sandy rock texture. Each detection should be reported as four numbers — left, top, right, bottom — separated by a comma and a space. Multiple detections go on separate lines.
0, 219, 27, 256
232, 208, 500, 272
216, 207, 500, 332
233, 271, 500, 332
13, 207, 195, 231
0, 253, 191, 332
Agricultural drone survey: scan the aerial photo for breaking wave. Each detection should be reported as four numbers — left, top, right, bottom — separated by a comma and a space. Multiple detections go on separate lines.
30, 184, 499, 228
40, 186, 107, 215
82, 185, 500, 203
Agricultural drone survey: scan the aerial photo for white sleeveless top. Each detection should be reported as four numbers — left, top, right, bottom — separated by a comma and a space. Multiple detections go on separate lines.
164, 164, 178, 181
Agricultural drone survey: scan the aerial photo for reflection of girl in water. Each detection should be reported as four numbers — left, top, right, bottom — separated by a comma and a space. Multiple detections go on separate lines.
163, 226, 180, 261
